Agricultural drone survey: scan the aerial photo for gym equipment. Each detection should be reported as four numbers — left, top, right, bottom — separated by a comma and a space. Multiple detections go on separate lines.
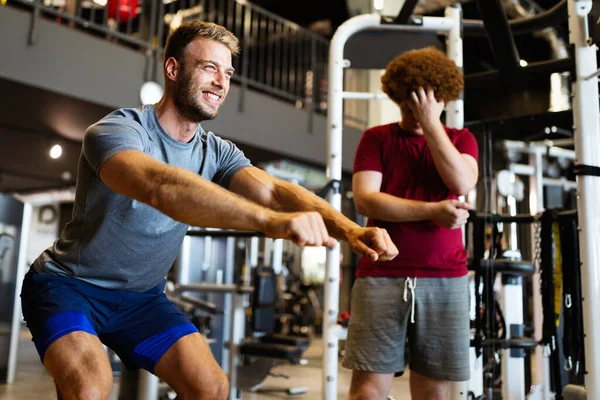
540, 210, 565, 398
498, 138, 578, 398
469, 211, 539, 400
134, 230, 310, 400
563, 384, 587, 400
237, 264, 309, 395
557, 211, 585, 387
0, 196, 30, 385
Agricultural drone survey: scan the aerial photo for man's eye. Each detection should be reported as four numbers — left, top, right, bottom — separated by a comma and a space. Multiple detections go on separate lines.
204, 65, 217, 71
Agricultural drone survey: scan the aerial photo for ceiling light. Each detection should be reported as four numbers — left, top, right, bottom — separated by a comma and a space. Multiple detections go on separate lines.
140, 81, 164, 105
520, 59, 528, 67
50, 144, 63, 159
373, 0, 384, 11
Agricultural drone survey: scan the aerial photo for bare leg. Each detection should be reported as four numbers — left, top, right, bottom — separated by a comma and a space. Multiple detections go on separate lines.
348, 370, 394, 400
44, 331, 113, 400
154, 332, 229, 400
410, 370, 449, 400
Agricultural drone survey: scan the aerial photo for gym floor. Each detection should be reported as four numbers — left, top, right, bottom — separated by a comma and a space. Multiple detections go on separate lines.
0, 329, 412, 400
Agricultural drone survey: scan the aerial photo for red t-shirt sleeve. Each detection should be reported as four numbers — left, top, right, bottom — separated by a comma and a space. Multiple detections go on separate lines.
454, 128, 479, 162
353, 128, 383, 174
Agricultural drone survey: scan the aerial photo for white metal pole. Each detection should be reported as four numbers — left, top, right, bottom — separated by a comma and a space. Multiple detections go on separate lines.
569, 0, 600, 397
7, 202, 32, 384
138, 371, 159, 400
444, 5, 470, 400
529, 150, 551, 398
272, 239, 283, 275
263, 237, 273, 267
376, 16, 454, 33
325, 13, 380, 400
501, 283, 526, 400
342, 91, 389, 100
444, 4, 463, 130
228, 237, 256, 400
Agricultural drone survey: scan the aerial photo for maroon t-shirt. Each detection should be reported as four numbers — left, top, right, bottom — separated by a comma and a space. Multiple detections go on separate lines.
353, 122, 479, 278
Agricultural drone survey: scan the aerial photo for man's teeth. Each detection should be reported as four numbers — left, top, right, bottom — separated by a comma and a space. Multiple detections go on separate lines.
204, 92, 220, 101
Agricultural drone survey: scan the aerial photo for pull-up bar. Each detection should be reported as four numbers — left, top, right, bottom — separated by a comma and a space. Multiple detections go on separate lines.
342, 91, 388, 100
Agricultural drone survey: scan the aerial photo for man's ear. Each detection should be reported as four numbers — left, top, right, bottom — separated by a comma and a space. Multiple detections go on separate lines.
164, 57, 179, 82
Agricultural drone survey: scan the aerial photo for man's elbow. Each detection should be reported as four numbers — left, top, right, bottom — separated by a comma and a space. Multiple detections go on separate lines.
452, 179, 477, 197
147, 170, 171, 212
353, 196, 371, 216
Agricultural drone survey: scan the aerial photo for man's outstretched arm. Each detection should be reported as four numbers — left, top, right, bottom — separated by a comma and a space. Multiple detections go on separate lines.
100, 150, 333, 247
228, 167, 398, 262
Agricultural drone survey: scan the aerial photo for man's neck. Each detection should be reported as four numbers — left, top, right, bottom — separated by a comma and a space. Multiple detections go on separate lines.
155, 98, 199, 144
398, 120, 424, 136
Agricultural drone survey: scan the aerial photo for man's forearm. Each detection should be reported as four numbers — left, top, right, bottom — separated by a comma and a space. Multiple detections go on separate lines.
357, 192, 435, 222
423, 122, 477, 195
272, 180, 360, 240
151, 166, 272, 231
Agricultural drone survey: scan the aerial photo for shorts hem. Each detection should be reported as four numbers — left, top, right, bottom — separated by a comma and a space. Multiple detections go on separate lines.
132, 323, 199, 373
341, 360, 403, 375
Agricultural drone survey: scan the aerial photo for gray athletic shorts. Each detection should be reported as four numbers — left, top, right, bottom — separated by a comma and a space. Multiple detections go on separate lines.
342, 276, 470, 381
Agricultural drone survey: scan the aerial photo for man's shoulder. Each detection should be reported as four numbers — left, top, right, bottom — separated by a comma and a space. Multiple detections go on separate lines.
94, 106, 147, 127
362, 123, 397, 141
87, 106, 149, 137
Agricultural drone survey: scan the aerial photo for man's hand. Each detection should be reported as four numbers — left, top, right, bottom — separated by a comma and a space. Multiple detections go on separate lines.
346, 227, 398, 262
431, 200, 471, 229
263, 211, 338, 248
408, 87, 445, 129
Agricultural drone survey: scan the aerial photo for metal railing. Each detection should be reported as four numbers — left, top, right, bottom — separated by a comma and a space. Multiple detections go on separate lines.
6, 0, 369, 130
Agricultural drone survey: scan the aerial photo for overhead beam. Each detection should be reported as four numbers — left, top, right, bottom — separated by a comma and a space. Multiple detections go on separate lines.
475, 0, 521, 73
463, 0, 567, 37
394, 0, 420, 24
465, 57, 574, 88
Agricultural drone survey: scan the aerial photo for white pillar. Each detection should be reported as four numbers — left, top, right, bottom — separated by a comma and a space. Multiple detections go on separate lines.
7, 203, 32, 384
501, 282, 526, 400
568, 0, 600, 398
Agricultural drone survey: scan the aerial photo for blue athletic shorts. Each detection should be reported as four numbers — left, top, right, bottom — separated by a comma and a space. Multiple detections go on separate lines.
20, 269, 198, 373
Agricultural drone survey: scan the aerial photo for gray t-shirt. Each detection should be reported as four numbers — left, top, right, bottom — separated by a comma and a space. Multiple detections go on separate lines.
33, 105, 251, 292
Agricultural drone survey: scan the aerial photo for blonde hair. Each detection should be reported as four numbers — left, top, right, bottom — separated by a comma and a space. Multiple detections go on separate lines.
164, 21, 239, 62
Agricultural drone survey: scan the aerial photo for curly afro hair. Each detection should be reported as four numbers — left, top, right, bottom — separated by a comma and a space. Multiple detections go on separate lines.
381, 47, 463, 104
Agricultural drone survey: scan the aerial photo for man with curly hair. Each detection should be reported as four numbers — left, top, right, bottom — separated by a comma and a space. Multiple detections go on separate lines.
342, 47, 479, 399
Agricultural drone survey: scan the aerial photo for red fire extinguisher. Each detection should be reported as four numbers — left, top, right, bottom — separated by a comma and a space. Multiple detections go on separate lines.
107, 0, 139, 23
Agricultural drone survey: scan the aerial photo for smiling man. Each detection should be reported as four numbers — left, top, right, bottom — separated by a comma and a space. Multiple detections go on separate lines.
20, 21, 398, 400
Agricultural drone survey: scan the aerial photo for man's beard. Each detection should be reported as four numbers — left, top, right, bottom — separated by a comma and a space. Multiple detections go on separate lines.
174, 70, 221, 123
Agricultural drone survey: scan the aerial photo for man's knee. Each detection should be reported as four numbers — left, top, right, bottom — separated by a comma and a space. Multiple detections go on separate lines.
349, 384, 387, 400
74, 385, 111, 400
184, 369, 229, 400
57, 373, 113, 400
53, 353, 113, 400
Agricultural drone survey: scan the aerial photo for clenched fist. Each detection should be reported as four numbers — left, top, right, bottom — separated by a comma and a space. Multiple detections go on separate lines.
431, 200, 471, 229
263, 211, 338, 248
346, 227, 398, 262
